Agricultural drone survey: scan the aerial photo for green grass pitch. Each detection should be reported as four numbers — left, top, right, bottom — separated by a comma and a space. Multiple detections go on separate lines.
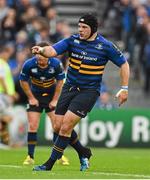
1, 147, 150, 179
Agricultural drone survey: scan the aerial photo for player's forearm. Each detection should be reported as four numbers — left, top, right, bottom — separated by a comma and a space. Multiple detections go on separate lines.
20, 80, 35, 99
120, 61, 130, 87
40, 46, 57, 58
52, 80, 64, 101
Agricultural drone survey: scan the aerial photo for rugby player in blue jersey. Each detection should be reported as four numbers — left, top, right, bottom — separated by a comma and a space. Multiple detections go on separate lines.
20, 41, 69, 165
32, 14, 130, 171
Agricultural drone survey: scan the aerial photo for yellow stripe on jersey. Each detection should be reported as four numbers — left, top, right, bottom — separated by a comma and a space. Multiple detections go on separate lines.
42, 81, 55, 85
31, 77, 55, 83
79, 69, 104, 75
70, 58, 81, 64
69, 63, 80, 70
69, 57, 105, 74
31, 79, 55, 88
81, 64, 105, 69
31, 81, 54, 88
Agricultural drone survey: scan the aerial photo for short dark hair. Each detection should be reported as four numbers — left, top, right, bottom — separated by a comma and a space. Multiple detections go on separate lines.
36, 41, 51, 47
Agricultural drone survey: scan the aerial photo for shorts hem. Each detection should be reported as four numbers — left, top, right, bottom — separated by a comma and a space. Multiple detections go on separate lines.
68, 108, 86, 118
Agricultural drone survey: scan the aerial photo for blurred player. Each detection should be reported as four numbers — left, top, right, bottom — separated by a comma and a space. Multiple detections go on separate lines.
0, 46, 18, 146
20, 41, 69, 165
32, 14, 129, 171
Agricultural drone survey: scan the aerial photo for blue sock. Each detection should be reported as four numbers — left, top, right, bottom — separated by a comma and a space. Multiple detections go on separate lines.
43, 135, 70, 170
53, 132, 58, 143
53, 132, 62, 159
70, 130, 85, 158
51, 135, 70, 160
53, 130, 85, 158
27, 132, 37, 159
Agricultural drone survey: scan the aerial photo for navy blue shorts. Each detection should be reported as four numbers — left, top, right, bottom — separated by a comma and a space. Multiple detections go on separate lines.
55, 84, 99, 118
27, 91, 55, 113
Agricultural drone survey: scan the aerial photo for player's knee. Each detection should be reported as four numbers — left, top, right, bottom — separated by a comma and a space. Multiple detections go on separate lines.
53, 121, 61, 133
60, 124, 72, 136
28, 122, 38, 131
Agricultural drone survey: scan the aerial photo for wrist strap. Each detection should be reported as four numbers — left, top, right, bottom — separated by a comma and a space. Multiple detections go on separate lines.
121, 86, 128, 90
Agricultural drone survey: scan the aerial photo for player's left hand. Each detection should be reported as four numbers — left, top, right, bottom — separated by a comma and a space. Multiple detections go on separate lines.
115, 89, 128, 106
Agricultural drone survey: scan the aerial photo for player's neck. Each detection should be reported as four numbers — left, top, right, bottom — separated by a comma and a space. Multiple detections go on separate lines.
87, 32, 97, 41
38, 64, 48, 69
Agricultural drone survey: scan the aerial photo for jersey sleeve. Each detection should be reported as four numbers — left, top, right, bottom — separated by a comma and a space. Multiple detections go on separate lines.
52, 37, 70, 55
19, 61, 30, 81
107, 42, 127, 67
54, 60, 65, 80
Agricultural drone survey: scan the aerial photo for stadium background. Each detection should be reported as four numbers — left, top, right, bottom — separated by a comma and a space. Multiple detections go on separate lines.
0, 0, 150, 149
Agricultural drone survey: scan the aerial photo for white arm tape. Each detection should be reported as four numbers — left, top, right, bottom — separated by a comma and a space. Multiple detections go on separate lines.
116, 88, 128, 98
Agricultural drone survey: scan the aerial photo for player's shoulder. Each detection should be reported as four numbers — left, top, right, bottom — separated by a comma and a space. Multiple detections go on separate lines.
23, 56, 36, 67
71, 34, 79, 39
64, 34, 80, 45
70, 34, 80, 41
97, 34, 113, 48
49, 57, 61, 67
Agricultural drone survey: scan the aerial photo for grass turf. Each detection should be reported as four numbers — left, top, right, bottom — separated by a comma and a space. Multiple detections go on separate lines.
0, 147, 150, 179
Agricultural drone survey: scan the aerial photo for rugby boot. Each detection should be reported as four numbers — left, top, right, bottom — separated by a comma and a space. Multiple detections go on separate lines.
57, 155, 70, 165
23, 155, 34, 165
80, 148, 92, 171
33, 165, 47, 171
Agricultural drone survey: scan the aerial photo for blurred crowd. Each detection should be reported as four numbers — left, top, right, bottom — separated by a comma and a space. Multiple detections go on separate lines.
0, 0, 72, 147
0, 0, 71, 104
102, 0, 150, 94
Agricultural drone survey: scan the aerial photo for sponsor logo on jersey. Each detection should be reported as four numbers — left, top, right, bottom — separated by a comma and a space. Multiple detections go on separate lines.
71, 52, 97, 61
74, 39, 80, 44
81, 51, 87, 55
48, 67, 55, 74
31, 68, 38, 73
95, 43, 103, 50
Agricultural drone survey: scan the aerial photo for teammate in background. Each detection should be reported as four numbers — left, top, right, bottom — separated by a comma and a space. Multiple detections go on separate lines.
0, 46, 18, 146
32, 14, 130, 171
20, 41, 69, 165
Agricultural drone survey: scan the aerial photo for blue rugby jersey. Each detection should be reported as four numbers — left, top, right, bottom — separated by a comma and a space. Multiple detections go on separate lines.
19, 57, 65, 93
53, 34, 126, 92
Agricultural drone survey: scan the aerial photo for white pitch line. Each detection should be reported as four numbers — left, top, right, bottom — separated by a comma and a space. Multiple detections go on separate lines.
0, 165, 22, 168
92, 171, 150, 179
0, 166, 150, 179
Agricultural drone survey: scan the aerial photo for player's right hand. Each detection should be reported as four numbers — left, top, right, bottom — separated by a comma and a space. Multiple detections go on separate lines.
29, 97, 39, 107
31, 46, 43, 55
